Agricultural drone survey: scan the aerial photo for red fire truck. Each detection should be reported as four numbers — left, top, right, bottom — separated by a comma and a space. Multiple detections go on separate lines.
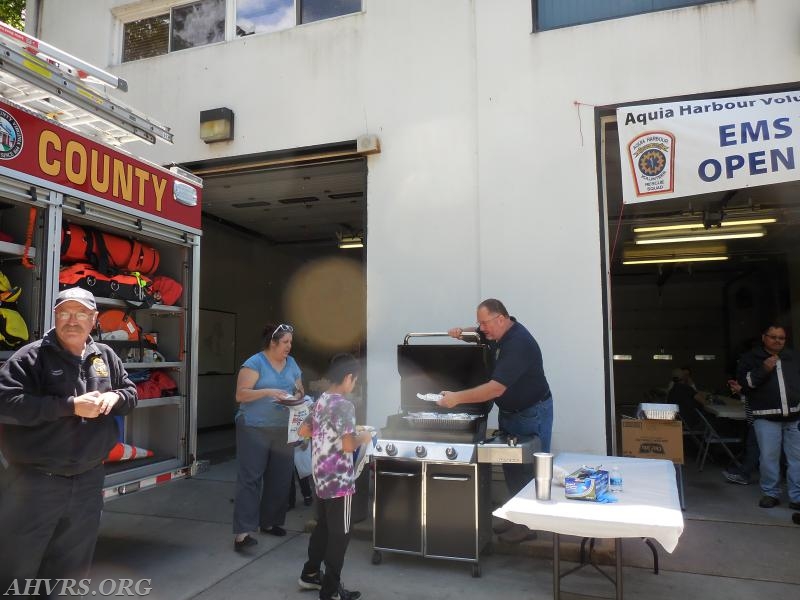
0, 21, 202, 500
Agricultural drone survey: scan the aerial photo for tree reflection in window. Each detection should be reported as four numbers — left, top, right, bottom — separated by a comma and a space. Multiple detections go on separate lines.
171, 0, 226, 51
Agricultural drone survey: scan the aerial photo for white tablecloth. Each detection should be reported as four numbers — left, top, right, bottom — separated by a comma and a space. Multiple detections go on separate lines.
493, 453, 684, 553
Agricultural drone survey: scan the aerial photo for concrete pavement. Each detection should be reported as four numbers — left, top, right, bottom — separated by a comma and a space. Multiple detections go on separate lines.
90, 444, 800, 600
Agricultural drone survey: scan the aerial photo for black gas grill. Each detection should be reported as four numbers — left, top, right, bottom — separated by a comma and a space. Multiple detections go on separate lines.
371, 333, 493, 577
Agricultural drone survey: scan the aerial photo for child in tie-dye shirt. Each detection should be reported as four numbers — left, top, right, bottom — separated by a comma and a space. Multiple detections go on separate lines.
297, 354, 371, 600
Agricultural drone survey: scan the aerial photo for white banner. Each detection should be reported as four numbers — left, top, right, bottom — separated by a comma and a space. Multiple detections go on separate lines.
617, 90, 800, 204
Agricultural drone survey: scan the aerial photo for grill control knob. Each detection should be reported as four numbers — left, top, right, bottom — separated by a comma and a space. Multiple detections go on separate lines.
445, 446, 458, 460
386, 443, 397, 457
415, 445, 427, 458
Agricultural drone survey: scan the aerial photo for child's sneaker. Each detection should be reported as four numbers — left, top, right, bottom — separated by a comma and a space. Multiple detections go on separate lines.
298, 572, 322, 591
321, 584, 361, 600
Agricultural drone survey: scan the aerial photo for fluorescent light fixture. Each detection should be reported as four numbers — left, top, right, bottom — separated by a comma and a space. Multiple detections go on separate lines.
635, 225, 765, 245
634, 217, 776, 233
338, 233, 364, 249
694, 355, 717, 361
653, 354, 673, 360
613, 354, 633, 361
622, 241, 728, 265
622, 255, 729, 265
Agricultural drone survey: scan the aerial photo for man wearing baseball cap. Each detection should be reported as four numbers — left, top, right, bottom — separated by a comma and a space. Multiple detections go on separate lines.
0, 287, 137, 592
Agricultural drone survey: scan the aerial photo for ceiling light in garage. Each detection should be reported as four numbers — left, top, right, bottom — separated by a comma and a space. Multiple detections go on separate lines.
329, 192, 363, 200
338, 233, 364, 249
622, 242, 728, 265
622, 255, 729, 265
635, 225, 765, 245
278, 196, 319, 204
232, 200, 270, 208
633, 217, 776, 233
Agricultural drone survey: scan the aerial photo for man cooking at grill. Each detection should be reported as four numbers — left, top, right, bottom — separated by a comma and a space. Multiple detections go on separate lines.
439, 298, 553, 544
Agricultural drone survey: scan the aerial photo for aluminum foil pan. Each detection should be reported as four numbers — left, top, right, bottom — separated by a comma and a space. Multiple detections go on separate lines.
403, 412, 480, 430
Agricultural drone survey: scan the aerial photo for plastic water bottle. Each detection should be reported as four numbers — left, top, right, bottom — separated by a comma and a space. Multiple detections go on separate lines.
610, 465, 623, 493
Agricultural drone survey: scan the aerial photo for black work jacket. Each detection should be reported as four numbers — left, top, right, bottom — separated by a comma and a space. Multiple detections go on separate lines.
736, 346, 800, 421
0, 329, 137, 475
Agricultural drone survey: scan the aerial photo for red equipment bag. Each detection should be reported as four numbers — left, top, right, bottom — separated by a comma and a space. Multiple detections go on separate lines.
134, 370, 177, 400
136, 379, 162, 400
59, 264, 153, 305
61, 223, 160, 275
96, 309, 140, 341
151, 370, 178, 396
150, 275, 183, 306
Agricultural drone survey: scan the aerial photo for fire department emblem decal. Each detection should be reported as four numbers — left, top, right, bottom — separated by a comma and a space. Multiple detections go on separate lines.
627, 130, 675, 197
0, 109, 23, 160
92, 357, 109, 377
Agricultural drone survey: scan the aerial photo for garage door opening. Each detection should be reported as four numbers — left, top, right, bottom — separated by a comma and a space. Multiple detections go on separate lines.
193, 156, 367, 429
601, 111, 800, 497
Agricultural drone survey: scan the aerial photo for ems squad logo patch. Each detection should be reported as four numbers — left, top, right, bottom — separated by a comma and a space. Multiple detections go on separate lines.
92, 357, 109, 377
0, 109, 23, 160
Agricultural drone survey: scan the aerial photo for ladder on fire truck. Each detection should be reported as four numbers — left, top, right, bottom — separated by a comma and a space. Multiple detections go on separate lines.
0, 20, 172, 146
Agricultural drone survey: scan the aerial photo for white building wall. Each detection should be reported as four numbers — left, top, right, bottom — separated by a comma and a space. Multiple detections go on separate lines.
32, 0, 800, 453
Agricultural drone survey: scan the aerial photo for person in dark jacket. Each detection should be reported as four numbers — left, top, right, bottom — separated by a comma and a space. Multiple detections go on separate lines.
0, 287, 137, 593
736, 324, 800, 511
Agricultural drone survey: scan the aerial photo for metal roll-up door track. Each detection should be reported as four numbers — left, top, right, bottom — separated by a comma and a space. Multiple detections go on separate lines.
60, 196, 199, 247
0, 175, 55, 207
183, 135, 380, 178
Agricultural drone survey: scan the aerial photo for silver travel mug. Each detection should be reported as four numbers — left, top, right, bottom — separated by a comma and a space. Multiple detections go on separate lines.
533, 452, 554, 501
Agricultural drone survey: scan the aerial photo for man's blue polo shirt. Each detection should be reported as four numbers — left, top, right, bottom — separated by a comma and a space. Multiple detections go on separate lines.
490, 321, 551, 412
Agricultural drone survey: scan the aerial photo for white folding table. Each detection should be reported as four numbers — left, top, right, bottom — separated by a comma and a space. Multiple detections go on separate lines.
494, 453, 684, 599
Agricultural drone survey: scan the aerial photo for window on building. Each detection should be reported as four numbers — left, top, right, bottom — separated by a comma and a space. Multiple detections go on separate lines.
122, 0, 361, 61
301, 0, 362, 25
122, 0, 225, 62
534, 0, 726, 31
236, 0, 361, 37
236, 0, 295, 36
123, 14, 170, 62
171, 0, 225, 51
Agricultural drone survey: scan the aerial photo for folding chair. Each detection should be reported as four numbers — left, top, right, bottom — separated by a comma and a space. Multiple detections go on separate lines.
694, 408, 742, 471
679, 412, 705, 453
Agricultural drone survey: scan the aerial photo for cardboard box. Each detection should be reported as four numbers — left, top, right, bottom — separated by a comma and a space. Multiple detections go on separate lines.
620, 418, 684, 464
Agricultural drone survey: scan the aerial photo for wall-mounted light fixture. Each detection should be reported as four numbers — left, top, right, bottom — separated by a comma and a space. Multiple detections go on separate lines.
338, 232, 364, 249
199, 107, 234, 143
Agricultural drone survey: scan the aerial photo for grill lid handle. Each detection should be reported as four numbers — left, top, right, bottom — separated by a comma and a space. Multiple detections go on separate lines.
403, 331, 480, 345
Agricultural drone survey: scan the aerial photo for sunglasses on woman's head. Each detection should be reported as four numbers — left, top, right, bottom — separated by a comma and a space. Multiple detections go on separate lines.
272, 323, 294, 339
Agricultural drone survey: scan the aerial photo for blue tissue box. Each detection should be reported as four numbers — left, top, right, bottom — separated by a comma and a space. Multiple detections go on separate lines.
565, 466, 609, 501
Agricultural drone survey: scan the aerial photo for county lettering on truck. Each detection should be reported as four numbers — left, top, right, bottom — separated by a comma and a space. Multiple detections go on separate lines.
0, 101, 199, 229
617, 90, 800, 204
